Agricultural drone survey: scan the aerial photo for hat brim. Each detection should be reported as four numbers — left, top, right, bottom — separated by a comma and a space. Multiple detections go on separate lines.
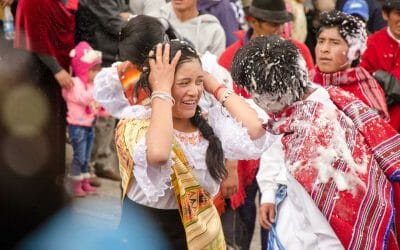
249, 6, 294, 24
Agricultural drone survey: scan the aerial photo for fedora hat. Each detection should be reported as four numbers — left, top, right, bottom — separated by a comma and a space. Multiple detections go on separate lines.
249, 0, 294, 24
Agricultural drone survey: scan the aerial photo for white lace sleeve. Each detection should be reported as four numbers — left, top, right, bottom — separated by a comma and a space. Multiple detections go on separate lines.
93, 66, 150, 120
132, 137, 174, 203
207, 100, 278, 160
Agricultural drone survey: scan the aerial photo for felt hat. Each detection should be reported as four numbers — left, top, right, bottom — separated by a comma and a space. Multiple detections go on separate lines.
249, 0, 294, 24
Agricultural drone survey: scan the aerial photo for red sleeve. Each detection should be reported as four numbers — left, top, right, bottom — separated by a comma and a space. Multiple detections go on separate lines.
218, 46, 235, 71
290, 38, 314, 71
360, 37, 378, 74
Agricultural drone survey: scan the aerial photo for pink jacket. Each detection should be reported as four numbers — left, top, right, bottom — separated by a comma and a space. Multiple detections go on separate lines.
62, 77, 95, 127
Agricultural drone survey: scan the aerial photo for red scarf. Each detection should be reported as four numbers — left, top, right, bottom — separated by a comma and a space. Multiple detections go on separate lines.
14, 0, 75, 70
311, 67, 390, 122
265, 86, 399, 249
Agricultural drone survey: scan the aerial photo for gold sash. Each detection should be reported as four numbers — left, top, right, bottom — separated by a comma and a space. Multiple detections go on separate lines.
115, 119, 226, 250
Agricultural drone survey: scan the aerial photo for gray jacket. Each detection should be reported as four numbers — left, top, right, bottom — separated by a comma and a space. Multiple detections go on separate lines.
157, 3, 226, 57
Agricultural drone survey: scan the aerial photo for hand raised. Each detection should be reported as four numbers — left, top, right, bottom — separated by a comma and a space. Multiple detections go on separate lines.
148, 43, 181, 93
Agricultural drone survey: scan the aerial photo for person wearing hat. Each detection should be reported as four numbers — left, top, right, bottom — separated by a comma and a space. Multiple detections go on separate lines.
217, 0, 313, 249
336, 0, 387, 33
342, 0, 370, 23
361, 0, 400, 132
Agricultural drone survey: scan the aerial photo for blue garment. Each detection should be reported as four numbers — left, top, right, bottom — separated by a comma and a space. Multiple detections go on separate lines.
68, 124, 95, 176
198, 0, 240, 46
266, 184, 287, 250
19, 205, 169, 250
336, 0, 387, 32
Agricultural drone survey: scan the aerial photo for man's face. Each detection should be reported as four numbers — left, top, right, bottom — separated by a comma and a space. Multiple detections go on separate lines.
249, 17, 285, 38
171, 0, 196, 12
383, 8, 400, 40
315, 27, 350, 73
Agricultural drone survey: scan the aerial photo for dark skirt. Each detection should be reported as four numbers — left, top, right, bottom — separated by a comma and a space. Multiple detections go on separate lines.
122, 198, 187, 250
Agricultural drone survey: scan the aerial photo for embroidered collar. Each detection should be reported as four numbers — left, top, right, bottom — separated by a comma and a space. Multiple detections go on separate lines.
173, 130, 203, 145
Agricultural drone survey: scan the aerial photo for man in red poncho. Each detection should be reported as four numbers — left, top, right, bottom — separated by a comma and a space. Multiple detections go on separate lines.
310, 10, 390, 121
361, 0, 400, 131
231, 35, 400, 249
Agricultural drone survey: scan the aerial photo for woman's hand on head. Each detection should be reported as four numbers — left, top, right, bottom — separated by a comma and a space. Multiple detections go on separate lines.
54, 69, 74, 89
148, 43, 181, 93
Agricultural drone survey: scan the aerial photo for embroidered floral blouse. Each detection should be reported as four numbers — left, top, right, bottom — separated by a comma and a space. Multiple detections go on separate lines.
94, 65, 278, 209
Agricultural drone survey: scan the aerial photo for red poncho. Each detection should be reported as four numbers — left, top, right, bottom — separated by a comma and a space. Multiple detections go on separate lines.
265, 86, 400, 249
14, 0, 75, 70
311, 66, 390, 121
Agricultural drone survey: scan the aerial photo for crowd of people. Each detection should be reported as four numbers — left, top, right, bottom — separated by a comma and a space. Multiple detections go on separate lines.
1, 0, 400, 249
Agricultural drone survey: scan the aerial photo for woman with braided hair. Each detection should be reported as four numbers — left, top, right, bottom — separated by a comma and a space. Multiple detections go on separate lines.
95, 38, 276, 249
232, 35, 400, 249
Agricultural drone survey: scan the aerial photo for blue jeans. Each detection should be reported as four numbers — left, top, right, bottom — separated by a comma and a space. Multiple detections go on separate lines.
68, 125, 95, 176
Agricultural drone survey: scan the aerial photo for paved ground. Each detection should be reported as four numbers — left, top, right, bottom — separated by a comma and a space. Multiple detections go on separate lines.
66, 143, 262, 249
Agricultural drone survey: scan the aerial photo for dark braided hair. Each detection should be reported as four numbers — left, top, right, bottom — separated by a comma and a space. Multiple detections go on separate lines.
190, 106, 226, 181
231, 35, 308, 107
137, 40, 226, 181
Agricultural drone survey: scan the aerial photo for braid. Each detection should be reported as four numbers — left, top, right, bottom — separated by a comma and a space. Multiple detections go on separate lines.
191, 106, 227, 181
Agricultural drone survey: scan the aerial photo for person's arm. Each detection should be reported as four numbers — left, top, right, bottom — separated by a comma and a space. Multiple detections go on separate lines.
257, 138, 285, 230
93, 65, 150, 119
373, 70, 400, 107
203, 72, 265, 140
146, 44, 181, 166
86, 0, 127, 36
36, 53, 73, 89
360, 38, 378, 74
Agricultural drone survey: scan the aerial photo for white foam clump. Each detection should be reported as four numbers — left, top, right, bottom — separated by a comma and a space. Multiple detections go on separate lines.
289, 103, 368, 194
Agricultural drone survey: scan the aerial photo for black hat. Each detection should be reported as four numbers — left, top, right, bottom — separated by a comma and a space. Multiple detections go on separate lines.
249, 0, 294, 24
383, 0, 400, 9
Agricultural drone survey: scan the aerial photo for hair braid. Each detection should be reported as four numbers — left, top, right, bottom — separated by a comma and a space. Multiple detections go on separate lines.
191, 106, 226, 181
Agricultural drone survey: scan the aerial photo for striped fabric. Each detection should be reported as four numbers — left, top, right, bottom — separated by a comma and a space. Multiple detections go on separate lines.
115, 119, 225, 249
265, 86, 399, 249
311, 66, 390, 122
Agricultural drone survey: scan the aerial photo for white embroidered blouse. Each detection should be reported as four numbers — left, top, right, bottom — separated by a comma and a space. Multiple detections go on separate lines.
94, 65, 278, 209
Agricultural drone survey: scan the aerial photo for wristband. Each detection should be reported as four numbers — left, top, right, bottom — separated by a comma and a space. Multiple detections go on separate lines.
213, 84, 227, 99
150, 91, 175, 105
220, 89, 234, 106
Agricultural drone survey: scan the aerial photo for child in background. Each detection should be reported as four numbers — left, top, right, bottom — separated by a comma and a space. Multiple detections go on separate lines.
62, 41, 102, 197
